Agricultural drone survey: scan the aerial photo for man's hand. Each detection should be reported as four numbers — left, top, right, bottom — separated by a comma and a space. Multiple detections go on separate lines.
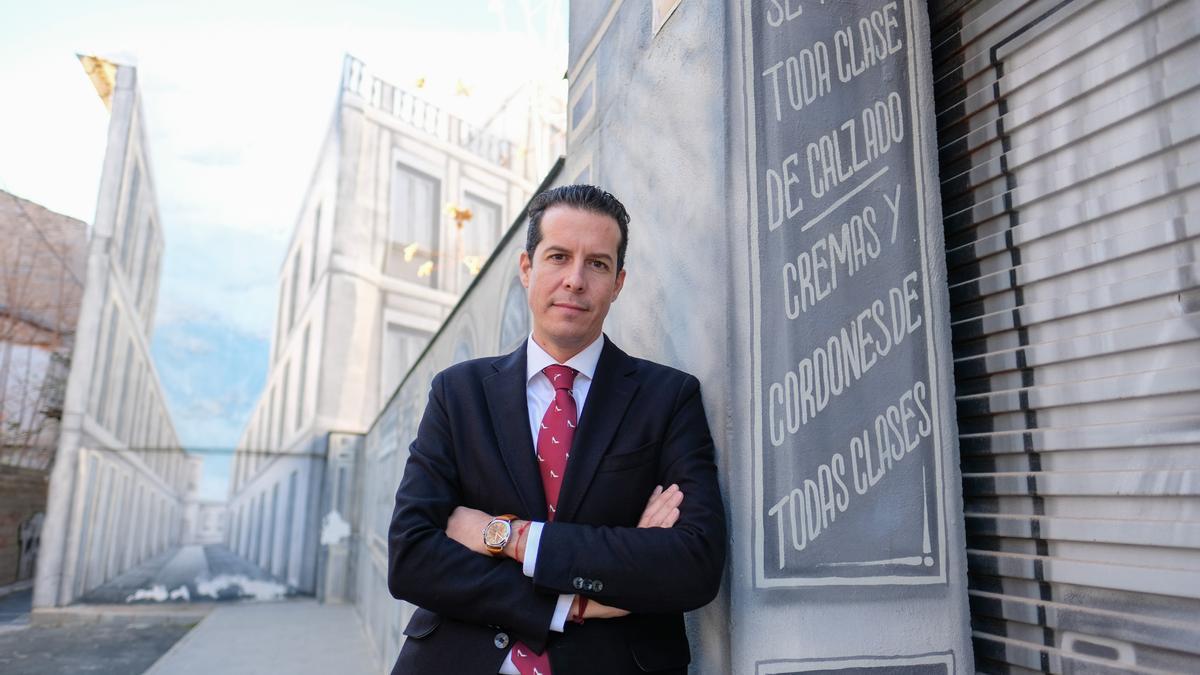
638, 484, 683, 528
446, 506, 530, 561
445, 506, 494, 556
446, 485, 683, 559
577, 595, 631, 620
585, 484, 685, 619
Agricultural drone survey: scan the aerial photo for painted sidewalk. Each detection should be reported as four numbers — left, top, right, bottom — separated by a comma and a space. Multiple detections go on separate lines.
145, 598, 378, 675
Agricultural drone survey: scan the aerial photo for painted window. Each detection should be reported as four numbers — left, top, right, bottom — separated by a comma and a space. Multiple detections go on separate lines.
119, 163, 141, 271
385, 163, 440, 287
380, 322, 428, 405
92, 305, 119, 422
458, 192, 502, 292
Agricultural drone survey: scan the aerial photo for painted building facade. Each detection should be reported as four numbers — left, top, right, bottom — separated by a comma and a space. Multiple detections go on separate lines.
226, 55, 565, 595
351, 1, 1200, 673
34, 57, 189, 609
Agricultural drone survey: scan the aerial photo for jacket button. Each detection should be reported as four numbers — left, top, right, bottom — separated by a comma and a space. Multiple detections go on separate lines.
593, 580, 603, 592
494, 633, 509, 649
572, 577, 584, 590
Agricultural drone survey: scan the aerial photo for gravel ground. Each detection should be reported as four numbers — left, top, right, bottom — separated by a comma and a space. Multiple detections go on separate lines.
0, 619, 194, 675
0, 589, 196, 675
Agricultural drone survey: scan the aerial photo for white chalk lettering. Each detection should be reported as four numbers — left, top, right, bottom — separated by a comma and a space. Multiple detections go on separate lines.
770, 379, 932, 568
760, 3, 903, 127
833, 2, 904, 84
765, 0, 802, 28
806, 92, 905, 200
760, 42, 832, 123
768, 452, 851, 568
850, 380, 932, 496
765, 152, 805, 231
883, 183, 902, 243
767, 271, 924, 444
782, 203, 883, 317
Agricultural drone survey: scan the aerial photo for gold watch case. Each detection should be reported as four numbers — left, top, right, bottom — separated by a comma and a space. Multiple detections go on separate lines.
483, 514, 518, 554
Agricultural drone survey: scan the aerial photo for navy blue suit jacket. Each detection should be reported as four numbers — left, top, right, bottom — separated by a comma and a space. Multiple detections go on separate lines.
387, 337, 726, 674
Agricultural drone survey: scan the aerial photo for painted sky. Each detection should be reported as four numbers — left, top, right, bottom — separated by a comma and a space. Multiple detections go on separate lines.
0, 0, 566, 499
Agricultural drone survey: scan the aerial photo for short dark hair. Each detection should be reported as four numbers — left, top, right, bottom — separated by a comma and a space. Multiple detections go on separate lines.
525, 185, 630, 271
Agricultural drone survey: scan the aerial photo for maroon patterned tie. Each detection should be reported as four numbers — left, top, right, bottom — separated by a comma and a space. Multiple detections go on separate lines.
536, 365, 578, 521
512, 364, 578, 675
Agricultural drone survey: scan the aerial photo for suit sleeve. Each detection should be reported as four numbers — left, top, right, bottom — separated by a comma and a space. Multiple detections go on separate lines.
387, 371, 558, 651
532, 374, 727, 613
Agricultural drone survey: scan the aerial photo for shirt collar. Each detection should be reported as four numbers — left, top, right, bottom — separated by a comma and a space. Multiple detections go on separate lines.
526, 333, 605, 384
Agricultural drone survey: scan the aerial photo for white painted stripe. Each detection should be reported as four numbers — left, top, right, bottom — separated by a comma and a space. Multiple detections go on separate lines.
568, 1, 626, 84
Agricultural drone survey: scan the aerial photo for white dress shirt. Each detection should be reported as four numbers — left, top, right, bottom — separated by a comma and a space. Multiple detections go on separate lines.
498, 333, 604, 674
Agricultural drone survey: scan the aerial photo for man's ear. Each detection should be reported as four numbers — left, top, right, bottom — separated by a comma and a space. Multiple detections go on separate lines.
519, 250, 532, 289
611, 268, 626, 301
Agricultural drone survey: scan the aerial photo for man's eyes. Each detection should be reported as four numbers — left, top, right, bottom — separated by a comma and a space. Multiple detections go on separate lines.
545, 253, 608, 270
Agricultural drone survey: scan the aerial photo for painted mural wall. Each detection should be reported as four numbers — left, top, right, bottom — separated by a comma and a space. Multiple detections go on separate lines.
233, 56, 553, 600
35, 60, 189, 609
355, 1, 975, 672
561, 2, 972, 671
354, 191, 546, 668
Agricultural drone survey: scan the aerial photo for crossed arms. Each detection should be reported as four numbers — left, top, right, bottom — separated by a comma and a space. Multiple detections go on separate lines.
387, 369, 727, 651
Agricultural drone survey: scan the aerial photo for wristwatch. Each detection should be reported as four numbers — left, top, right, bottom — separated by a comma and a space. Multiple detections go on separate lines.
483, 514, 519, 556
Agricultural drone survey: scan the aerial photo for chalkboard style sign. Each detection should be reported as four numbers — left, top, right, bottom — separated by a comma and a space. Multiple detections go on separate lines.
745, 0, 949, 587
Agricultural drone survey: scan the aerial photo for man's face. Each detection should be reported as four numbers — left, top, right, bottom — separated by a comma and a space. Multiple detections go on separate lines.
520, 204, 626, 361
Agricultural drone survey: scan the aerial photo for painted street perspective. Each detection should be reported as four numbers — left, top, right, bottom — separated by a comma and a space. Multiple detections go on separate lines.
81, 544, 290, 604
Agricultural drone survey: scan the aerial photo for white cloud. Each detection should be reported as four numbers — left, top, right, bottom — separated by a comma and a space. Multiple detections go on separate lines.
161, 330, 215, 356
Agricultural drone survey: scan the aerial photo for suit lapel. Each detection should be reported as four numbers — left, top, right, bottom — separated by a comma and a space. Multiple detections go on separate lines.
555, 337, 639, 523
483, 345, 548, 521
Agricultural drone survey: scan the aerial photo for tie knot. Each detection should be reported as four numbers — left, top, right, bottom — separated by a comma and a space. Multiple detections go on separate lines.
542, 365, 578, 391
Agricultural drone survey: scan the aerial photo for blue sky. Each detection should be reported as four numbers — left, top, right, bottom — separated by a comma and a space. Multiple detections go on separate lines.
0, 0, 565, 499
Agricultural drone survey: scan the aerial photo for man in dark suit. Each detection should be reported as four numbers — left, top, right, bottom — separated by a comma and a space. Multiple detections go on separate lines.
387, 185, 726, 674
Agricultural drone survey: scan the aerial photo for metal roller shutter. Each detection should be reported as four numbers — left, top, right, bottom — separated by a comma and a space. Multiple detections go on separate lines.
927, 0, 1200, 671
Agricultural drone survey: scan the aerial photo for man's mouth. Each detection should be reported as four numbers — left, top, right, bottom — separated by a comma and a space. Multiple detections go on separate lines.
552, 302, 587, 312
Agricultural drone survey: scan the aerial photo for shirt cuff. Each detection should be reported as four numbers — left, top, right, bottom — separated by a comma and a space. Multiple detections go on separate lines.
550, 594, 574, 632
522, 521, 544, 578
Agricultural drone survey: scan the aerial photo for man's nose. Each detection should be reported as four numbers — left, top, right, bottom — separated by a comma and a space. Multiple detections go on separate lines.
563, 262, 586, 291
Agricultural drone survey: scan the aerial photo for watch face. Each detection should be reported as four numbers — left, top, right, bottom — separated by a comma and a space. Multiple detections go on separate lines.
484, 519, 511, 548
